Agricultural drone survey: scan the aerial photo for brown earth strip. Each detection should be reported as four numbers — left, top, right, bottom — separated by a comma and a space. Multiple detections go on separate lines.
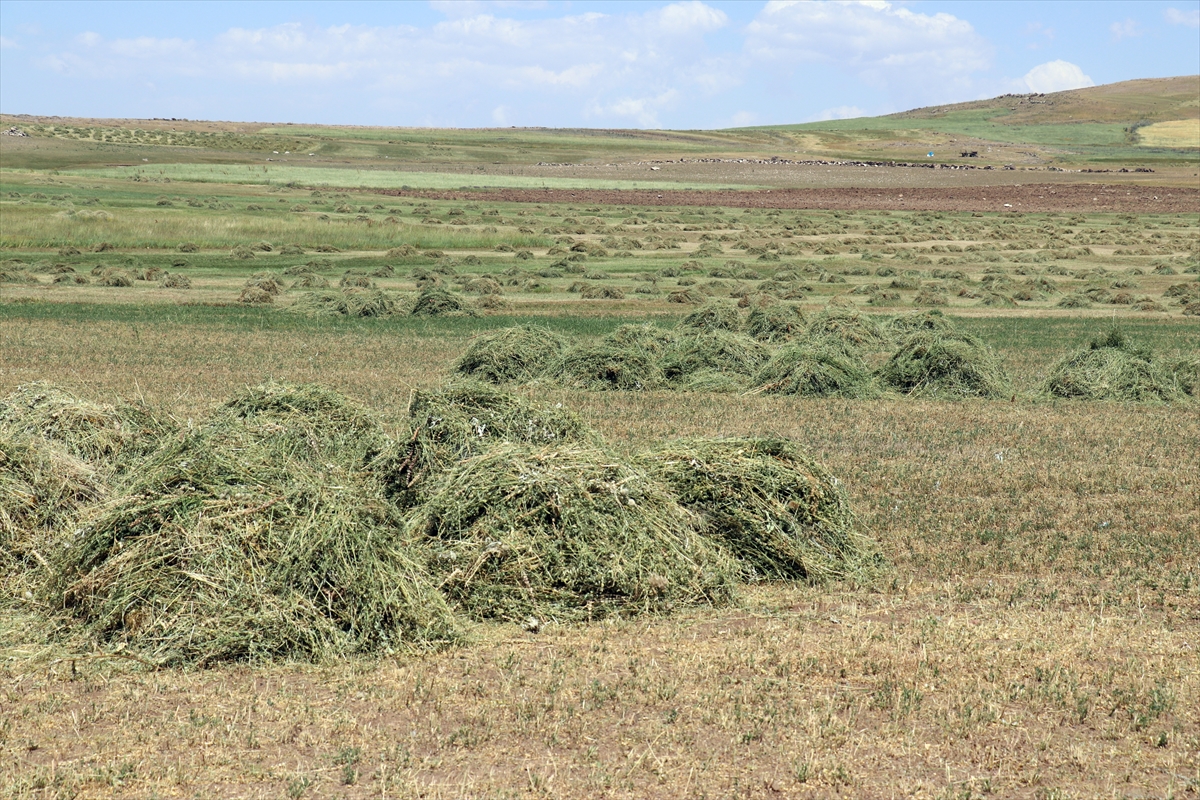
380, 183, 1200, 213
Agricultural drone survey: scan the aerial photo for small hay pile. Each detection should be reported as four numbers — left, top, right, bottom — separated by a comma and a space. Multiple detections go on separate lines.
454, 325, 567, 383
409, 443, 739, 621
752, 344, 879, 398
879, 331, 1010, 398
805, 307, 891, 351
640, 438, 870, 582
580, 285, 625, 300
746, 304, 805, 343
1172, 357, 1200, 398
290, 289, 399, 318
662, 331, 770, 383
237, 286, 274, 305
411, 287, 474, 317
1040, 329, 1181, 402
887, 310, 956, 337
602, 323, 678, 355
48, 383, 460, 665
376, 383, 595, 506
681, 302, 742, 332
0, 382, 170, 470
160, 273, 191, 289
546, 344, 664, 391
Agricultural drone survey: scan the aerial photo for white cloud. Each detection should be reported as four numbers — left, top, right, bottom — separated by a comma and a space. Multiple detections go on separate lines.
1109, 19, 1141, 41
1164, 7, 1200, 27
587, 89, 679, 128
1022, 60, 1094, 93
0, 35, 18, 49
746, 0, 992, 97
729, 110, 759, 127
655, 1, 729, 34
811, 105, 866, 121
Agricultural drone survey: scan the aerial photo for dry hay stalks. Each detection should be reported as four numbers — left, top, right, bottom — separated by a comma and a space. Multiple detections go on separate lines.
545, 344, 665, 392
746, 304, 806, 343
662, 331, 770, 386
886, 310, 956, 338
602, 324, 678, 355
752, 344, 879, 399
681, 302, 742, 333
1040, 329, 1183, 402
0, 382, 172, 471
879, 331, 1010, 399
411, 287, 476, 317
47, 383, 461, 666
454, 325, 567, 384
408, 443, 739, 622
375, 382, 596, 507
805, 307, 892, 351
639, 438, 876, 583
1172, 357, 1200, 398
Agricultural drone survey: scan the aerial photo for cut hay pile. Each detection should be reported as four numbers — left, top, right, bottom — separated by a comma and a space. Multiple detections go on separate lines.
886, 310, 956, 337
0, 382, 170, 470
805, 307, 891, 351
376, 383, 595, 506
546, 344, 664, 391
411, 287, 474, 317
289, 289, 400, 318
662, 331, 770, 383
409, 443, 739, 621
746, 304, 805, 343
879, 331, 1009, 398
681, 302, 742, 332
454, 325, 567, 384
640, 438, 870, 582
752, 344, 879, 398
1040, 330, 1182, 402
602, 323, 678, 355
48, 383, 460, 665
1172, 357, 1200, 398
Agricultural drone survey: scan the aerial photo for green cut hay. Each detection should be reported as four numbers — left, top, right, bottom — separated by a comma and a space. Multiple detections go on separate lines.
671, 369, 748, 393
666, 288, 706, 304
454, 325, 568, 384
464, 277, 503, 295
411, 287, 475, 317
639, 438, 873, 582
160, 273, 191, 289
805, 307, 891, 350
1040, 331, 1181, 402
886, 310, 957, 337
879, 332, 1010, 398
288, 289, 400, 318
376, 382, 596, 506
681, 302, 742, 332
409, 443, 739, 622
1172, 357, 1200, 399
580, 285, 625, 300
746, 304, 806, 343
601, 323, 679, 355
546, 344, 664, 391
49, 429, 460, 666
237, 286, 274, 304
662, 331, 770, 382
0, 382, 171, 471
752, 344, 879, 398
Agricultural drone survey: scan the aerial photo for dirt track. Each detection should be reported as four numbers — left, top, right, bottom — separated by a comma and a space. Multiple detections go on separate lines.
381, 183, 1200, 214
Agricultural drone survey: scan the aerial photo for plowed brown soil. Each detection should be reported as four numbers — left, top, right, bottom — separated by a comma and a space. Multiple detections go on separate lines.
383, 183, 1199, 213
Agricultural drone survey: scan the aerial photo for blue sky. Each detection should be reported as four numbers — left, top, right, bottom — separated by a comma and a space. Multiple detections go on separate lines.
1, 1, 1197, 129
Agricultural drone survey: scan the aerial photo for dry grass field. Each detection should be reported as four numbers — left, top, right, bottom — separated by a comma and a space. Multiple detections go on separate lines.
1, 94, 1198, 799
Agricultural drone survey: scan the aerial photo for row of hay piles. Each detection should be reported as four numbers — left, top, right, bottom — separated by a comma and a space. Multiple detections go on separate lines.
47, 383, 462, 665
1040, 329, 1184, 402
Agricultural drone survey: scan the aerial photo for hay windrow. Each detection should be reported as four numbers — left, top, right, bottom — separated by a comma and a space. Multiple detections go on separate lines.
879, 331, 1010, 398
409, 443, 739, 622
0, 382, 172, 471
752, 344, 880, 398
376, 383, 595, 506
546, 344, 665, 391
454, 325, 567, 384
662, 331, 770, 382
639, 438, 873, 583
1040, 330, 1182, 402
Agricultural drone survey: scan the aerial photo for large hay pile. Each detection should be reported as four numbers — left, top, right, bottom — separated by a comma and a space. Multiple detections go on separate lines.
454, 325, 567, 384
0, 382, 170, 470
752, 344, 879, 398
681, 302, 742, 332
640, 438, 871, 582
376, 382, 595, 505
48, 383, 460, 665
746, 304, 805, 343
1040, 330, 1182, 402
546, 344, 665, 391
409, 443, 739, 621
805, 307, 891, 351
602, 323, 678, 355
879, 331, 1010, 398
662, 331, 770, 383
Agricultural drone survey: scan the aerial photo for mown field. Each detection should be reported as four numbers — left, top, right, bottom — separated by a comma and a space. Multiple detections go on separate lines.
1, 104, 1199, 799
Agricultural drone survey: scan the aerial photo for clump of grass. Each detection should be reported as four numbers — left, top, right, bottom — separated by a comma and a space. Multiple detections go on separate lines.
681, 302, 742, 332
376, 382, 595, 506
879, 332, 1010, 398
454, 325, 567, 384
409, 443, 739, 622
752, 345, 879, 398
746, 304, 805, 343
1040, 328, 1181, 402
0, 382, 170, 470
639, 438, 873, 582
546, 344, 665, 391
662, 331, 770, 383
411, 287, 475, 317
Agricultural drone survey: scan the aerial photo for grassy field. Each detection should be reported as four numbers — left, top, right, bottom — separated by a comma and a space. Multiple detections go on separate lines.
1, 98, 1199, 798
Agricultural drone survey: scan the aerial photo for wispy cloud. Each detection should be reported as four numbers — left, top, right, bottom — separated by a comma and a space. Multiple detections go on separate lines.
1164, 7, 1200, 27
1109, 19, 1141, 41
